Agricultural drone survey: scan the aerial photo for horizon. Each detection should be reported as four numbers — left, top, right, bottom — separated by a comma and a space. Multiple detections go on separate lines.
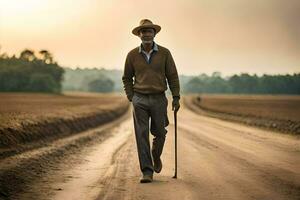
61, 66, 298, 78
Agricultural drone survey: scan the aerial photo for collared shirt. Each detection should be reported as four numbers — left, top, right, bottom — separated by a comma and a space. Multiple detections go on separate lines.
138, 42, 159, 64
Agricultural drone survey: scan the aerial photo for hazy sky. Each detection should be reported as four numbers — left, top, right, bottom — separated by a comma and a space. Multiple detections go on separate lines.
1, 0, 299, 76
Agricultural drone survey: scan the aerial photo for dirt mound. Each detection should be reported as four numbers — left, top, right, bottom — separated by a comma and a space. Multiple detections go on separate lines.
184, 95, 300, 135
0, 100, 129, 159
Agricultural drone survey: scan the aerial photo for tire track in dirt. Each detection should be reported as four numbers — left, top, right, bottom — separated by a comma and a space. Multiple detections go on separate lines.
94, 98, 300, 200
0, 109, 131, 200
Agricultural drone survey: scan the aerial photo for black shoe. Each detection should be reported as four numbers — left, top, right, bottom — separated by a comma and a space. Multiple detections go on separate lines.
140, 174, 153, 183
153, 158, 162, 173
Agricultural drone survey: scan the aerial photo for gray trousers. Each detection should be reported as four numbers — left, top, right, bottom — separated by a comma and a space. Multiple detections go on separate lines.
132, 92, 169, 175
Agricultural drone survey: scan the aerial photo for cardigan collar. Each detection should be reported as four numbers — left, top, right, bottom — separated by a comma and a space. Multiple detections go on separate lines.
138, 41, 158, 53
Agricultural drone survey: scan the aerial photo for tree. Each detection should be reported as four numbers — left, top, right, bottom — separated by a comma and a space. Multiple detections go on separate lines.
27, 73, 58, 92
87, 75, 114, 93
184, 77, 205, 93
20, 49, 36, 61
0, 48, 64, 93
39, 49, 54, 64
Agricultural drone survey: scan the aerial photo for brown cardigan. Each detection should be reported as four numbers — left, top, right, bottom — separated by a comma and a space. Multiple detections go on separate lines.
122, 43, 180, 101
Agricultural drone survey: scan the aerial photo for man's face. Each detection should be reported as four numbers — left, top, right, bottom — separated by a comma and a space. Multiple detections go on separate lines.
139, 28, 156, 44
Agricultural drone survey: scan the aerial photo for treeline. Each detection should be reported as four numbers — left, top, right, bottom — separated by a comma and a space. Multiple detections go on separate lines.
62, 68, 122, 93
0, 48, 64, 93
1, 47, 299, 95
62, 69, 300, 94
183, 72, 300, 94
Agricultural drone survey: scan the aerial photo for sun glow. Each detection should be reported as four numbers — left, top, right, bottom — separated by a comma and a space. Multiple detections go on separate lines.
0, 0, 50, 15
0, 0, 95, 35
0, 0, 54, 32
0, 0, 299, 75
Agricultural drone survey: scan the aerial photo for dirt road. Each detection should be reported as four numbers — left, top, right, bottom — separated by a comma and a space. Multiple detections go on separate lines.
2, 99, 300, 200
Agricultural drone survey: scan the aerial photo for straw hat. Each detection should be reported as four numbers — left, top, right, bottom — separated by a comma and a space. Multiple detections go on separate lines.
132, 19, 161, 36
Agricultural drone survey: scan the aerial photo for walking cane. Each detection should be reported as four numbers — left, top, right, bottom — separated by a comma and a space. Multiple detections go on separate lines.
172, 109, 178, 179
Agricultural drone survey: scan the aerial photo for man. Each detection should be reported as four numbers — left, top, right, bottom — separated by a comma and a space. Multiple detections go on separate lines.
122, 19, 180, 183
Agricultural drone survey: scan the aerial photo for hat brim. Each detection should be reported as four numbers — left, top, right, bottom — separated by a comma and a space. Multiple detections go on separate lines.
132, 24, 161, 36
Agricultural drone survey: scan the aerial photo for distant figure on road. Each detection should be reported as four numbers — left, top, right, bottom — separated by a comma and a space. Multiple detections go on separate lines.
122, 19, 180, 183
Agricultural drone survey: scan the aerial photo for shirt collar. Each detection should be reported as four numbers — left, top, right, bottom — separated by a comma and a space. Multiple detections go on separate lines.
139, 41, 158, 53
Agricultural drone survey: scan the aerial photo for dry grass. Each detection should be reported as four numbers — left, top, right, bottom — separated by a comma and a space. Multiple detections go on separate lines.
195, 94, 300, 122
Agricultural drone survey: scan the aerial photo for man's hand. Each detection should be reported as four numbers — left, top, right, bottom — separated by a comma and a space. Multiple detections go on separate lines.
172, 96, 180, 112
